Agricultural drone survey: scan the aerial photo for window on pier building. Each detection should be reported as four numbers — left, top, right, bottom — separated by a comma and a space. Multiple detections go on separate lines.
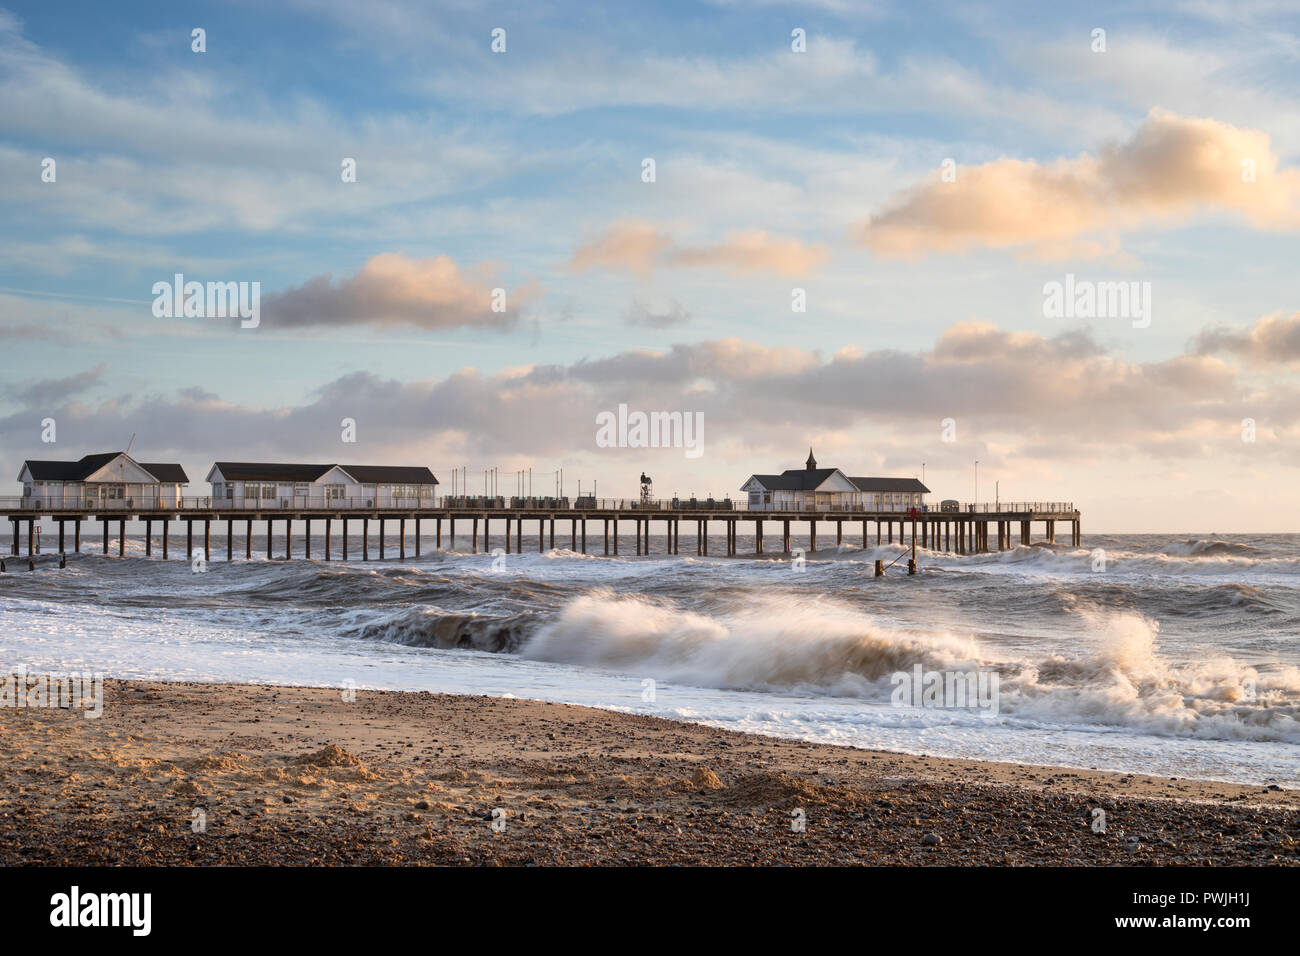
325, 484, 345, 500
294, 483, 310, 497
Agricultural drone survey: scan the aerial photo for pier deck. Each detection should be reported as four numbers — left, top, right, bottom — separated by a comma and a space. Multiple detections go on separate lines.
3, 497, 1080, 563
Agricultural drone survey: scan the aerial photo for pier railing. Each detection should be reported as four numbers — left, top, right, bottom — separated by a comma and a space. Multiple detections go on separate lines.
1, 495, 1075, 515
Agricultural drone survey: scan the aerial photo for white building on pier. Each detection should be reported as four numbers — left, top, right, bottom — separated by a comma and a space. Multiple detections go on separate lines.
740, 449, 929, 512
17, 452, 189, 509
205, 462, 438, 509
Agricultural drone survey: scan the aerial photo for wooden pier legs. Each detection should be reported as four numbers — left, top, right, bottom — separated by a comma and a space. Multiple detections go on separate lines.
203, 519, 210, 562
754, 518, 763, 555
304, 519, 311, 560
400, 518, 406, 560
604, 519, 610, 555
635, 519, 642, 556
581, 519, 587, 553
808, 520, 816, 553
363, 519, 370, 560
284, 519, 292, 560
414, 518, 420, 557
435, 517, 441, 551
325, 519, 331, 561
140, 520, 146, 557
380, 518, 387, 559
613, 519, 619, 555
161, 519, 168, 559
245, 519, 252, 559
783, 519, 791, 554
185, 520, 192, 561
470, 517, 476, 554
226, 520, 232, 562
266, 519, 273, 560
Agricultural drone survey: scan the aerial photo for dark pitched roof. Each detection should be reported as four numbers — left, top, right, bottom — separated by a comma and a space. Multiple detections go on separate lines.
748, 468, 842, 491
850, 476, 930, 494
212, 462, 336, 482
139, 463, 190, 483
22, 452, 186, 484
340, 465, 438, 484
23, 459, 97, 481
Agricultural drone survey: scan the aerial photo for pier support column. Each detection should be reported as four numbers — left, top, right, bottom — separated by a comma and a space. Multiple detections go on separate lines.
342, 518, 349, 561
701, 519, 708, 555
635, 519, 642, 556
809, 520, 816, 553
549, 518, 555, 550
8, 518, 14, 555
186, 520, 192, 560
505, 518, 512, 554
381, 518, 388, 559
836, 521, 843, 548
876, 521, 881, 546
74, 519, 81, 553
447, 517, 454, 551
58, 520, 65, 555
102, 519, 108, 555
581, 519, 587, 553
539, 519, 545, 553
363, 518, 369, 560
142, 520, 148, 557
227, 520, 233, 562
783, 519, 791, 554
604, 518, 610, 555
400, 518, 406, 560
285, 519, 292, 560
613, 519, 619, 555
246, 519, 252, 559
267, 519, 273, 560
304, 519, 311, 560
119, 519, 126, 557
755, 518, 763, 555
161, 519, 168, 559
1020, 521, 1029, 545
1046, 519, 1055, 544
325, 519, 332, 560
1073, 519, 1081, 547
414, 518, 421, 557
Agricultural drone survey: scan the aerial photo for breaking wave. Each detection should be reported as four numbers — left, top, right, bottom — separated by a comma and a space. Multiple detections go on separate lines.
516, 593, 1300, 743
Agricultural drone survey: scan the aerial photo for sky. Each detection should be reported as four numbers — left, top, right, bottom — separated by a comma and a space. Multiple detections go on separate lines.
2, 0, 1299, 531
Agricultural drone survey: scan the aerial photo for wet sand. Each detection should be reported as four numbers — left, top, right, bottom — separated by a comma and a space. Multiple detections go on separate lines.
1, 679, 1296, 866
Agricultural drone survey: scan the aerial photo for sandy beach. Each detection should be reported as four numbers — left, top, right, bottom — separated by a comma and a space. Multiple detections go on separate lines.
0, 679, 1295, 866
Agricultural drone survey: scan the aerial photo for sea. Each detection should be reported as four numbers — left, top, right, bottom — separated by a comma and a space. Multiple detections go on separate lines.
3, 529, 1297, 787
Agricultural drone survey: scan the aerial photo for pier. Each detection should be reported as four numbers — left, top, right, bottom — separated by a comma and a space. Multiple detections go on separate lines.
3, 497, 1080, 563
